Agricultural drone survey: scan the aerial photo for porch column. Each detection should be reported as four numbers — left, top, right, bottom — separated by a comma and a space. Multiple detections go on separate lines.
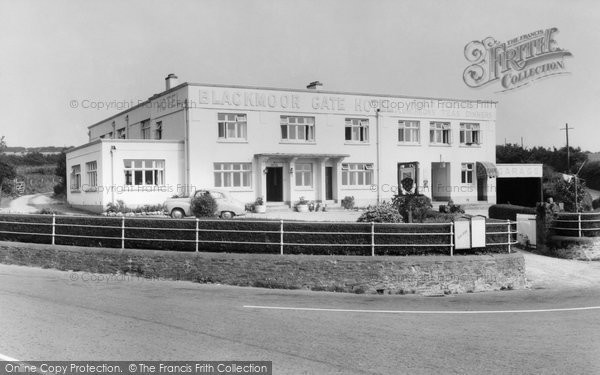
256, 156, 268, 200
335, 158, 343, 204
288, 157, 297, 205
318, 157, 329, 202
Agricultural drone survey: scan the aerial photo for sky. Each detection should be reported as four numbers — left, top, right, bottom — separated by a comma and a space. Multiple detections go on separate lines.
0, 0, 598, 151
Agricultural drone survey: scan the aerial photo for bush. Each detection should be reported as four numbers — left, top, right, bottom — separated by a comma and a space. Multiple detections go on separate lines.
392, 194, 432, 223
488, 204, 536, 221
548, 178, 593, 212
341, 196, 355, 209
439, 200, 464, 214
593, 198, 600, 210
191, 191, 218, 217
357, 202, 403, 223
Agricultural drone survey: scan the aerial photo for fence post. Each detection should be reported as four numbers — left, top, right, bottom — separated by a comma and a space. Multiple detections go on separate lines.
121, 215, 125, 249
280, 220, 284, 255
371, 222, 375, 257
578, 213, 582, 238
449, 222, 454, 256
51, 213, 56, 245
506, 219, 511, 253
195, 218, 199, 252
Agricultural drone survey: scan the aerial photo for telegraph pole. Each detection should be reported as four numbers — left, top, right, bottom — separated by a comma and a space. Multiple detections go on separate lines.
560, 123, 574, 172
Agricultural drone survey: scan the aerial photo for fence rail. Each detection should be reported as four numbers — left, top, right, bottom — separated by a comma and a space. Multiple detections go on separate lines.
550, 212, 600, 238
0, 214, 518, 256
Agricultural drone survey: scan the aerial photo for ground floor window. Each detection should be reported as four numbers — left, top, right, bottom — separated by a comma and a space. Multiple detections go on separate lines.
86, 161, 97, 187
342, 163, 373, 186
214, 162, 252, 188
124, 159, 165, 186
461, 163, 474, 184
295, 163, 312, 187
70, 165, 81, 190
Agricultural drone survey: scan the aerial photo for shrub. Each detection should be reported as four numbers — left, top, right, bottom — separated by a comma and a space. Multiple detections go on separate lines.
37, 208, 63, 215
549, 178, 593, 212
341, 196, 355, 209
488, 204, 536, 221
392, 194, 432, 223
255, 197, 264, 206
439, 200, 465, 214
357, 202, 403, 223
593, 198, 600, 210
191, 191, 218, 217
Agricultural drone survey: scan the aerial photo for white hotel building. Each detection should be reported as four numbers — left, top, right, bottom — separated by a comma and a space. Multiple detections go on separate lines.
66, 75, 498, 213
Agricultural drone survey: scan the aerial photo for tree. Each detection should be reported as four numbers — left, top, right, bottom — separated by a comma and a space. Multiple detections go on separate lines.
0, 160, 16, 204
53, 151, 67, 196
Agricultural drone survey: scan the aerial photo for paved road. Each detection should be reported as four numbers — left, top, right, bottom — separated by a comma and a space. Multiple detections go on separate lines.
1, 264, 600, 374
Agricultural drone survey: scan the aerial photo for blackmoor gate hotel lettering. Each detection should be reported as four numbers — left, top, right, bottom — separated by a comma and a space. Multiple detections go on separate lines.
66, 75, 498, 212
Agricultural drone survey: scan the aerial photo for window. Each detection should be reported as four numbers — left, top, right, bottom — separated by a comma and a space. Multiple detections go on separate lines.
295, 163, 313, 187
117, 128, 126, 139
460, 123, 480, 145
430, 122, 452, 144
86, 161, 97, 187
345, 118, 369, 142
155, 122, 162, 140
70, 165, 81, 191
141, 120, 151, 139
214, 163, 252, 188
280, 116, 315, 142
218, 113, 247, 140
398, 120, 420, 143
341, 163, 374, 186
124, 159, 165, 186
461, 163, 474, 184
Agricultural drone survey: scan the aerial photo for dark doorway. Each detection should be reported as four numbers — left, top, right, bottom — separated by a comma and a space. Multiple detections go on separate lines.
477, 178, 487, 201
266, 167, 283, 202
325, 167, 333, 200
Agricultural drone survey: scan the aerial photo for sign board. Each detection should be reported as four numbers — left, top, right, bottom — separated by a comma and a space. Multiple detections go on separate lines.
470, 216, 486, 248
454, 219, 471, 250
496, 164, 543, 178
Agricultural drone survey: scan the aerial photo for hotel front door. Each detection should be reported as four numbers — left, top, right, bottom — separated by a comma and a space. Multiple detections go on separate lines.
266, 167, 283, 202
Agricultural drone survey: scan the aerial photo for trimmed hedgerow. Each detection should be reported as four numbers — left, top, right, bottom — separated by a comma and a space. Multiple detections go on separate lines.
489, 204, 536, 221
0, 214, 511, 255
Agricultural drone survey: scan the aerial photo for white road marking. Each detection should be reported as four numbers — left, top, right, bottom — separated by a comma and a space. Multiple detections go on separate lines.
244, 305, 600, 314
0, 353, 20, 362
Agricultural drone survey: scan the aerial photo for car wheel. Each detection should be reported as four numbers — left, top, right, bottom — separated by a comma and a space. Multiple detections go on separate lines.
171, 208, 185, 219
220, 211, 234, 219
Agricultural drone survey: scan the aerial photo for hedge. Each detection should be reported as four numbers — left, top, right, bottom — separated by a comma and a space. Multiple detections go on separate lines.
488, 204, 536, 221
0, 214, 513, 256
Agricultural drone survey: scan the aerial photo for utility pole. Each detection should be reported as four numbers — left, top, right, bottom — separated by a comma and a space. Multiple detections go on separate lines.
521, 137, 524, 149
560, 123, 574, 172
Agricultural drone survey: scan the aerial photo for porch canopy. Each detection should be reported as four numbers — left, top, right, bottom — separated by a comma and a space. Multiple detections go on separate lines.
255, 153, 350, 160
476, 161, 498, 178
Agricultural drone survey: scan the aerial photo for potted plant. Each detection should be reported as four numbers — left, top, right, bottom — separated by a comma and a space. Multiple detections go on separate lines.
295, 197, 309, 212
254, 197, 266, 213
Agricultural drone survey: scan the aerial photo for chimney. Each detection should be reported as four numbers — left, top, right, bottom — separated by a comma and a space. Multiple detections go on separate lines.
165, 73, 179, 90
306, 81, 323, 90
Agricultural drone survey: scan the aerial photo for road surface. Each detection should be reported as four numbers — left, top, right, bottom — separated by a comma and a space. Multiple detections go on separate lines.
1, 263, 600, 374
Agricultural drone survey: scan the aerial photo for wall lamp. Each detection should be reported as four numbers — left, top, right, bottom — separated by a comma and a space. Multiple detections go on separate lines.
289, 167, 294, 174
263, 168, 268, 174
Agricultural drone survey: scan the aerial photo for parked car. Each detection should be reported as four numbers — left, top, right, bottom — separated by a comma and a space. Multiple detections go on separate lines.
164, 189, 246, 219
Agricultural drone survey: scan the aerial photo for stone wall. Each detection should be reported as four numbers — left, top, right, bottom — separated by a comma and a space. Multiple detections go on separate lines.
0, 241, 527, 295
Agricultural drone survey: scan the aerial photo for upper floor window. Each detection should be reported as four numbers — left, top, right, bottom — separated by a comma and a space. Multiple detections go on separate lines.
214, 163, 252, 188
345, 118, 369, 143
341, 163, 373, 186
461, 163, 474, 184
280, 116, 315, 142
398, 120, 420, 143
155, 121, 162, 140
117, 128, 126, 139
295, 163, 313, 187
70, 165, 81, 191
460, 123, 480, 145
141, 120, 151, 139
430, 122, 451, 145
218, 113, 247, 140
86, 161, 97, 187
124, 159, 165, 186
